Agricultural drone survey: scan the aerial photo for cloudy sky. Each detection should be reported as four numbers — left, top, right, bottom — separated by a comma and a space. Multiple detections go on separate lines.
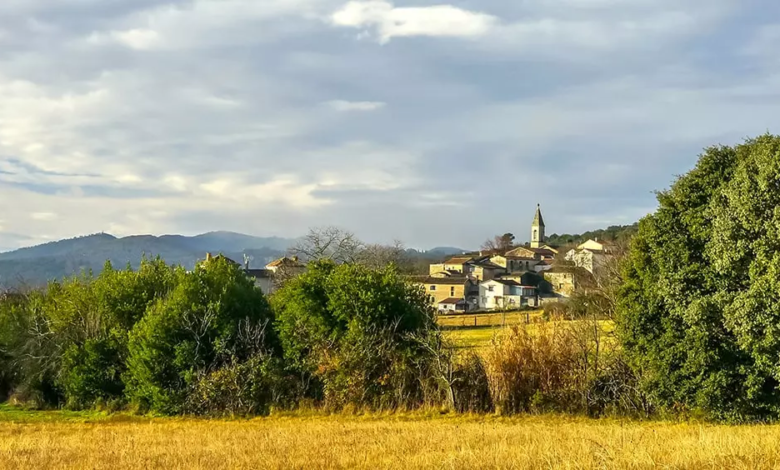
1, 0, 779, 251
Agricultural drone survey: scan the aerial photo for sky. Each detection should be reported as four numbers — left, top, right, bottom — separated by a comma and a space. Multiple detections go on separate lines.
1, 0, 779, 252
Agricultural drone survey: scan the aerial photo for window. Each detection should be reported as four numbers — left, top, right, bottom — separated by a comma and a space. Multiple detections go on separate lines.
488, 285, 494, 292
430, 285, 436, 291
450, 287, 455, 296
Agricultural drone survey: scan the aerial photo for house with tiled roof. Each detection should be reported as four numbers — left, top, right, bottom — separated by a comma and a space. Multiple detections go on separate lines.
409, 272, 478, 311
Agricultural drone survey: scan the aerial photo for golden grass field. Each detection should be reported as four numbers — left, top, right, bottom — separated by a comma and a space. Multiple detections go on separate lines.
2, 409, 780, 469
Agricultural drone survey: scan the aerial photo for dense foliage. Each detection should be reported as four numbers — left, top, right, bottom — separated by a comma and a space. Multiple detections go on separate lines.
272, 261, 442, 409
618, 134, 780, 421
0, 257, 461, 415
125, 260, 279, 414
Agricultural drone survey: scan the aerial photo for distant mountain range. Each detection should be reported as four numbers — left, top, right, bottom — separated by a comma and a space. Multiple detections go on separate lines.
0, 233, 468, 288
0, 232, 295, 287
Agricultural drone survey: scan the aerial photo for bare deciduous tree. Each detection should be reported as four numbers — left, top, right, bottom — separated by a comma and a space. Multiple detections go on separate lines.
356, 240, 412, 272
289, 226, 364, 264
481, 233, 515, 254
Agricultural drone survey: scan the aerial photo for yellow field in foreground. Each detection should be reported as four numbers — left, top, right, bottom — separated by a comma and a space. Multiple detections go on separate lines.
1, 413, 779, 469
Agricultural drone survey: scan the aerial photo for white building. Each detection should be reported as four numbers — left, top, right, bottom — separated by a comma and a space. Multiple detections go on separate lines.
565, 239, 614, 274
479, 279, 537, 311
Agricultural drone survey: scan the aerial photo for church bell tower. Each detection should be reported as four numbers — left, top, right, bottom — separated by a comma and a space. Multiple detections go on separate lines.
531, 204, 546, 249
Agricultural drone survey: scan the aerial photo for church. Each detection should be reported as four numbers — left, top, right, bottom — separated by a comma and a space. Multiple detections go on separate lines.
501, 204, 558, 264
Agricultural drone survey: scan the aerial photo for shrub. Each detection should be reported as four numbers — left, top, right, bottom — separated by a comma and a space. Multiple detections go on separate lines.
60, 338, 124, 409
125, 257, 278, 415
483, 325, 580, 414
185, 355, 296, 416
272, 261, 442, 410
450, 352, 493, 413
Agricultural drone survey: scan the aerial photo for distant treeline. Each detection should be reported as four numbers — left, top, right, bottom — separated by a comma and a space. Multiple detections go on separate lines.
545, 224, 638, 247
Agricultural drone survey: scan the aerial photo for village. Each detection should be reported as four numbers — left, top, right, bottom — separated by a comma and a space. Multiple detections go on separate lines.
232, 204, 617, 314
409, 205, 617, 313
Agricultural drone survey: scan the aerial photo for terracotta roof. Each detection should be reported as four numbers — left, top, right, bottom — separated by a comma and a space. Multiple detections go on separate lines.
472, 261, 505, 270
505, 247, 535, 257
444, 256, 475, 265
204, 253, 239, 266
430, 270, 463, 277
438, 297, 466, 305
500, 255, 538, 261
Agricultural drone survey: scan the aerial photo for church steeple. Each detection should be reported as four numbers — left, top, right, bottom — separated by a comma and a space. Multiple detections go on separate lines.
531, 204, 545, 249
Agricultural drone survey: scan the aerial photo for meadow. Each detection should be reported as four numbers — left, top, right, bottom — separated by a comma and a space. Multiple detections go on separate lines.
1, 406, 779, 469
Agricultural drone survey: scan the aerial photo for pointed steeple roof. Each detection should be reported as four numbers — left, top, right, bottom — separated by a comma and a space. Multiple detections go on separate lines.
532, 204, 545, 227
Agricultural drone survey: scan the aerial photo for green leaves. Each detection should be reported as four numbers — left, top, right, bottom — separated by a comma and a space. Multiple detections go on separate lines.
271, 261, 440, 409
618, 134, 780, 421
124, 257, 276, 415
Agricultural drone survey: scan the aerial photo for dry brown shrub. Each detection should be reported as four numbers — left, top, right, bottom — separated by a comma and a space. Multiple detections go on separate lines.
483, 324, 581, 414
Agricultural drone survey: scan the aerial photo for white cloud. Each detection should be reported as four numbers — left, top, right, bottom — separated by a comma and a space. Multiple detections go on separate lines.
111, 28, 161, 50
325, 100, 386, 111
331, 1, 498, 43
30, 212, 58, 221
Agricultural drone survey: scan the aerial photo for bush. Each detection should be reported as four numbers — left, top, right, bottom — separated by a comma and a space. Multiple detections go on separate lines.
618, 134, 780, 422
185, 355, 297, 416
60, 338, 124, 409
0, 292, 29, 402
450, 352, 493, 413
272, 261, 442, 410
125, 257, 279, 415
483, 325, 580, 414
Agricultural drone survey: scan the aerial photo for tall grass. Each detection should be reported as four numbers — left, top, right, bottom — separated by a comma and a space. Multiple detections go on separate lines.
2, 413, 780, 469
479, 321, 648, 417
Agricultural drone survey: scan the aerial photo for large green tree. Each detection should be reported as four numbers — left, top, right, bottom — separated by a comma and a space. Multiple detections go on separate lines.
618, 134, 780, 421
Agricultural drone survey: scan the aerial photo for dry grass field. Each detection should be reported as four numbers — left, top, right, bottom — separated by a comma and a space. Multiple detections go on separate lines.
1, 409, 780, 469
